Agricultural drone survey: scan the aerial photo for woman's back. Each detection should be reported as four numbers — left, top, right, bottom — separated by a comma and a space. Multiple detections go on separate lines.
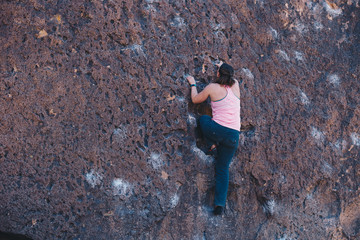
209, 81, 240, 102
210, 82, 241, 131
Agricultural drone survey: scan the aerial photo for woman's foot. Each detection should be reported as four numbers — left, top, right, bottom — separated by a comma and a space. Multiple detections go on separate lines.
213, 206, 224, 216
206, 144, 217, 156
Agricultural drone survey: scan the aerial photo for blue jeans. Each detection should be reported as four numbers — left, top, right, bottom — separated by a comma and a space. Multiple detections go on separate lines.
199, 115, 240, 207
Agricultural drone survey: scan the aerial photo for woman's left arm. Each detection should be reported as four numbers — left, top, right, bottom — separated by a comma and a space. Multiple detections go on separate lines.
187, 76, 213, 104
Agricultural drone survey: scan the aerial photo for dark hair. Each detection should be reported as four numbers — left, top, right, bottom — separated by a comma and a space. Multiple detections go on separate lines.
216, 63, 235, 86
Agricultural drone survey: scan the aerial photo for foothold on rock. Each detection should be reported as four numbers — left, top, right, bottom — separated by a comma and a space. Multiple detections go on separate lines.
191, 145, 214, 164
53, 14, 62, 24
161, 171, 169, 180
166, 94, 175, 101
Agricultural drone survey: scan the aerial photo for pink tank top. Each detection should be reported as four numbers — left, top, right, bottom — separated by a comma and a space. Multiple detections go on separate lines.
211, 86, 241, 131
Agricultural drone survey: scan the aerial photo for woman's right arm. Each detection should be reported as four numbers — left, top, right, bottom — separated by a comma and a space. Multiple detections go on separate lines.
187, 76, 213, 104
233, 79, 241, 98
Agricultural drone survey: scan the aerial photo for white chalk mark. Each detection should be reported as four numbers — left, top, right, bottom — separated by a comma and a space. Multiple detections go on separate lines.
188, 114, 197, 127
314, 21, 324, 30
211, 21, 226, 31
255, 0, 265, 7
112, 178, 132, 197
230, 13, 240, 25
294, 51, 305, 62
299, 90, 310, 105
330, 140, 341, 150
278, 50, 290, 61
278, 235, 293, 240
267, 200, 275, 214
279, 175, 287, 184
306, 193, 313, 200
328, 74, 340, 86
269, 27, 278, 39
242, 68, 254, 80
295, 22, 308, 34
122, 44, 145, 55
263, 199, 276, 215
170, 194, 179, 208
146, 4, 156, 12
322, 161, 333, 176
341, 139, 347, 151
132, 44, 143, 51
85, 170, 103, 188
176, 96, 185, 102
171, 16, 185, 28
113, 126, 127, 141
148, 152, 163, 169
311, 127, 325, 143
131, 44, 145, 54
192, 234, 205, 240
214, 30, 226, 38
350, 132, 360, 146
191, 146, 214, 164
324, 1, 342, 17
239, 133, 245, 145
330, 139, 348, 156
139, 209, 150, 217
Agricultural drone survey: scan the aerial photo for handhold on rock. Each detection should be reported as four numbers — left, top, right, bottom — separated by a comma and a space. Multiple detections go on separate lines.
37, 30, 48, 38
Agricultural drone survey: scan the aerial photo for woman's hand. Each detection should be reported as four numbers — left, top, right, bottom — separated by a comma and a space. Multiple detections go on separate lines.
215, 60, 223, 68
186, 75, 196, 85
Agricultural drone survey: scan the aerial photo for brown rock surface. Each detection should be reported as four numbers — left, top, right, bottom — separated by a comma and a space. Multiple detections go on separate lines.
0, 0, 359, 239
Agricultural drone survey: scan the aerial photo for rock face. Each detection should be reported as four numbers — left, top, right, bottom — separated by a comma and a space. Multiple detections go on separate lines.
0, 0, 359, 239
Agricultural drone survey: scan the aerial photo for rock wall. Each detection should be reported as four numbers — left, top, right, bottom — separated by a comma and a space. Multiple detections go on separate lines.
0, 0, 359, 239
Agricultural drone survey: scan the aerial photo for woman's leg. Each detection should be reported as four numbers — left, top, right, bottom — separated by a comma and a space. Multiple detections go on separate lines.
199, 115, 221, 150
213, 145, 237, 207
214, 132, 239, 207
199, 116, 240, 207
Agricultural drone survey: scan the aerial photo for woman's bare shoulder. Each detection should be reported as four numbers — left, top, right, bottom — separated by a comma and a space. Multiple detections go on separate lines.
207, 83, 221, 89
232, 79, 240, 89
231, 79, 241, 96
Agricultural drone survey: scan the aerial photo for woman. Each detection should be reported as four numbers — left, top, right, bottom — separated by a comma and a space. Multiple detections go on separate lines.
187, 61, 240, 215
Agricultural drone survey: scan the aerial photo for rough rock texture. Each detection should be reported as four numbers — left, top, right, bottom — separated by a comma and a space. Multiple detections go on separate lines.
0, 0, 359, 239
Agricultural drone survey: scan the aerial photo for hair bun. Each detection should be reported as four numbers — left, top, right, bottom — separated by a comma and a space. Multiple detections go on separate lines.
219, 63, 234, 77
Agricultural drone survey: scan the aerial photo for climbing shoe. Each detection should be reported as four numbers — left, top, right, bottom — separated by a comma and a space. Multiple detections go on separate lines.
213, 206, 224, 216
205, 145, 217, 156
